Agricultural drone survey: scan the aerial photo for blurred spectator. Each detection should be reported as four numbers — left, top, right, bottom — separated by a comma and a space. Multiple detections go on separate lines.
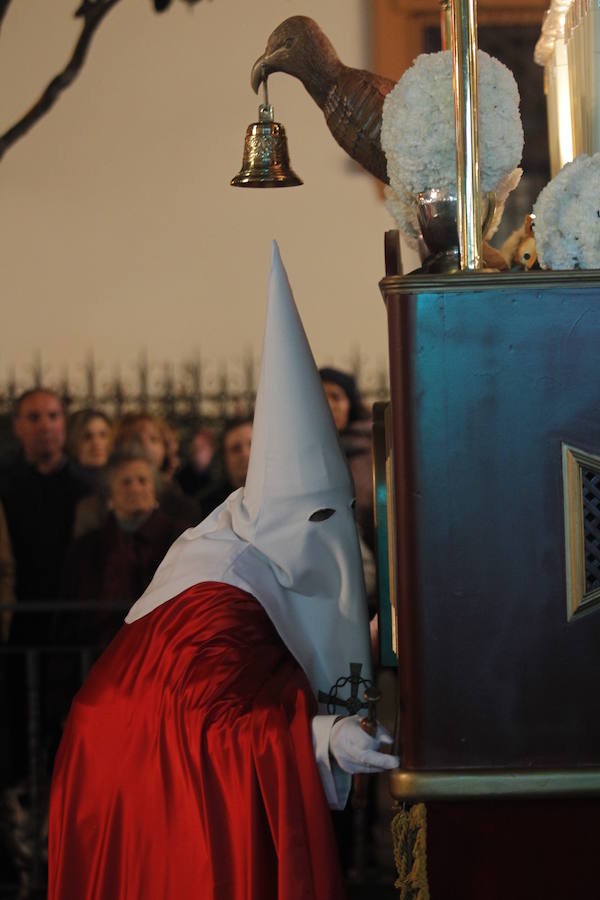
0, 500, 15, 643
116, 412, 167, 472
319, 368, 374, 551
73, 412, 199, 536
0, 389, 91, 789
320, 368, 365, 430
197, 417, 252, 516
0, 389, 91, 640
176, 426, 217, 496
62, 446, 186, 653
66, 409, 113, 491
115, 413, 198, 522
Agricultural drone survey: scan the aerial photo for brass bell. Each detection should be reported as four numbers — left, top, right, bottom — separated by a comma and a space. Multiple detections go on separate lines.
231, 78, 302, 188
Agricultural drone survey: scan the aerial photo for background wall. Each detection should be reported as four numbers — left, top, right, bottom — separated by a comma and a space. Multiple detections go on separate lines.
0, 0, 408, 389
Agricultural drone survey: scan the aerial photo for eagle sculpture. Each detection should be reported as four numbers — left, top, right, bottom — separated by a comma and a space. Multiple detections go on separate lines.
251, 16, 396, 185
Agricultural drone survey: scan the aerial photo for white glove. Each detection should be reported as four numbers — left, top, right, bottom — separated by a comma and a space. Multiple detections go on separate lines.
329, 715, 400, 774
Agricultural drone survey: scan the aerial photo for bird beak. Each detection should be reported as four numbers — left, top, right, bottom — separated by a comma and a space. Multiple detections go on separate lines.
251, 54, 268, 94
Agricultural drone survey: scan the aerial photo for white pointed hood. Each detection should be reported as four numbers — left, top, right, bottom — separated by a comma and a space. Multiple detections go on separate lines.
126, 242, 372, 703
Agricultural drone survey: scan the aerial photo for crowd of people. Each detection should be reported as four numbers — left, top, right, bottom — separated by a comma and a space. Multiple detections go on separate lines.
0, 364, 379, 888
0, 368, 375, 655
0, 369, 376, 788
0, 400, 256, 647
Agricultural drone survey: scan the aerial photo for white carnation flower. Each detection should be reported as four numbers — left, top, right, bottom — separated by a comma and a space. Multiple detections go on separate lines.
533, 153, 600, 269
381, 50, 524, 221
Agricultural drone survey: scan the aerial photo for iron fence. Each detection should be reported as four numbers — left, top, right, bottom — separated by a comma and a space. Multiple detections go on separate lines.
0, 352, 390, 424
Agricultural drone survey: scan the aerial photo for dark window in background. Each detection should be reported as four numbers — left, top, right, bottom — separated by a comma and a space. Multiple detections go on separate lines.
425, 26, 550, 247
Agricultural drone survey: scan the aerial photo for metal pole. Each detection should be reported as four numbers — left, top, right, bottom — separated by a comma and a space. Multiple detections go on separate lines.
440, 0, 453, 51
451, 0, 483, 270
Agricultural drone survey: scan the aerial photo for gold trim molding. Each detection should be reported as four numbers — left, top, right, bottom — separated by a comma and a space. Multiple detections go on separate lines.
562, 444, 600, 620
390, 767, 600, 800
380, 268, 600, 297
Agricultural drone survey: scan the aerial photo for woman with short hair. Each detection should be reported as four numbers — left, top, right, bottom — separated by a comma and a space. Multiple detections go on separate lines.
62, 445, 186, 653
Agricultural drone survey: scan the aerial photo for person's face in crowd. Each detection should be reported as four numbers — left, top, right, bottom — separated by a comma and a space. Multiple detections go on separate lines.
14, 391, 66, 473
223, 423, 252, 488
77, 416, 112, 468
191, 433, 215, 473
322, 381, 351, 432
135, 420, 166, 471
109, 460, 156, 521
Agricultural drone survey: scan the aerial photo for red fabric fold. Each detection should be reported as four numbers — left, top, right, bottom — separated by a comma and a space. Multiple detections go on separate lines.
48, 582, 345, 900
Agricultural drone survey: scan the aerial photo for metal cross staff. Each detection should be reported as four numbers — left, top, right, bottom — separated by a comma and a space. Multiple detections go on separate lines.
319, 661, 384, 820
318, 662, 382, 736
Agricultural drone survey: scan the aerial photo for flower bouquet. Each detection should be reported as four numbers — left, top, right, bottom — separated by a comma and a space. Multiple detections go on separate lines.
533, 153, 600, 269
381, 50, 524, 269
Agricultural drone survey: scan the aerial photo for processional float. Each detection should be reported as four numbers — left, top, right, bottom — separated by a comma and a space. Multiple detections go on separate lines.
378, 3, 600, 895
234, 1, 600, 894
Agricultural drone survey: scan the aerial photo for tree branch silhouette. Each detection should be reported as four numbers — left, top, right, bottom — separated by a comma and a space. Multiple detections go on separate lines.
0, 0, 13, 35
0, 0, 123, 161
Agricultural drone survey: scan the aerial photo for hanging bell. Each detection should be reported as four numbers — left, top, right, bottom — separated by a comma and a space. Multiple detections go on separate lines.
231, 78, 302, 188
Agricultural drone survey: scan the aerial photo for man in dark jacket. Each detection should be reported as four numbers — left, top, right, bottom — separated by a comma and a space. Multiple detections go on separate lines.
0, 389, 91, 788
0, 389, 91, 641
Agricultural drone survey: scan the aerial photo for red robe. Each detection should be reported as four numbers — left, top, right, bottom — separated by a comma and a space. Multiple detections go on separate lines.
48, 582, 346, 900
